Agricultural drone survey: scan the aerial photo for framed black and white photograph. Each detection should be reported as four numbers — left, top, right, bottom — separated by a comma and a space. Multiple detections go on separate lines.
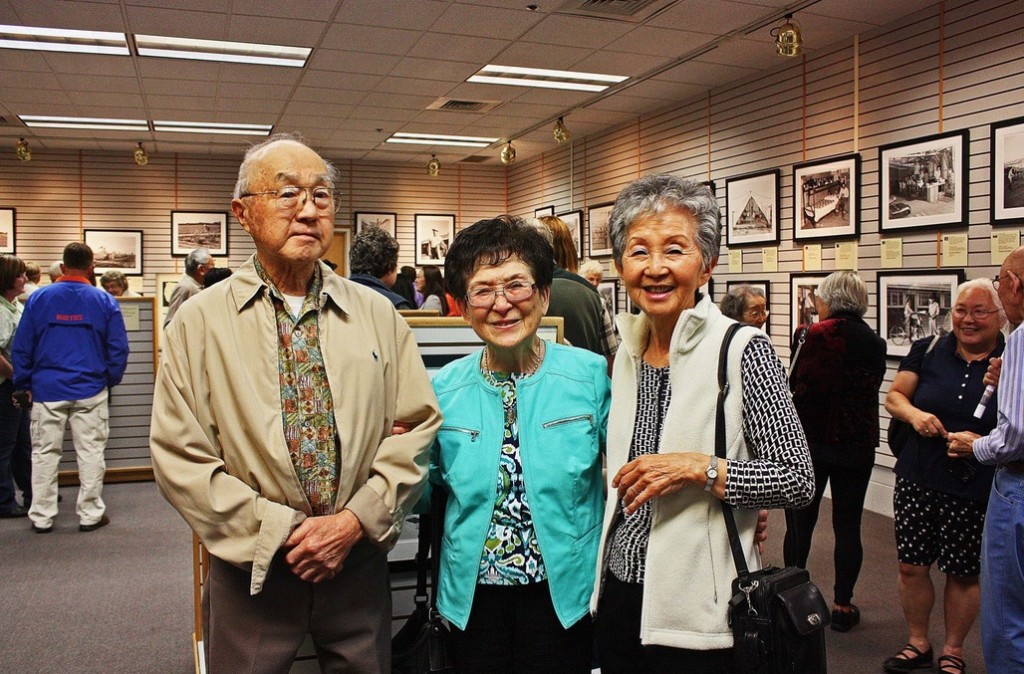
534, 205, 554, 218
877, 270, 965, 358
597, 279, 619, 316
558, 209, 584, 261
700, 278, 715, 303
793, 154, 860, 241
84, 229, 143, 275
879, 130, 968, 231
790, 274, 827, 337
171, 211, 229, 256
726, 279, 771, 333
415, 213, 454, 266
354, 211, 397, 238
587, 202, 614, 257
0, 208, 14, 254
990, 115, 1024, 224
725, 169, 780, 246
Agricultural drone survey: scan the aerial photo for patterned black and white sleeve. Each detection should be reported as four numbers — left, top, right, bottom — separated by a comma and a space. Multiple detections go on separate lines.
724, 334, 815, 509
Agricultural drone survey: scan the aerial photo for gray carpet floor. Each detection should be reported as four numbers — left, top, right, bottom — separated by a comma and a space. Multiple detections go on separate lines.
0, 482, 987, 673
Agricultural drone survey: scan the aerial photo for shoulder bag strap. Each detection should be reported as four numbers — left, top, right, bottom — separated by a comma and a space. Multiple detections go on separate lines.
788, 326, 809, 378
413, 511, 431, 606
715, 324, 749, 578
429, 487, 448, 613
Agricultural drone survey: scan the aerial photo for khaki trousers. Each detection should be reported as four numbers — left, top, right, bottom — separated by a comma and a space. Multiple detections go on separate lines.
28, 389, 109, 528
204, 538, 391, 673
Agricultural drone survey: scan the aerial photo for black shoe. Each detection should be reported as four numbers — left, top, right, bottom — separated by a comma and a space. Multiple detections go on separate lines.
883, 643, 933, 673
79, 514, 110, 532
0, 506, 29, 518
830, 604, 860, 632
31, 523, 52, 534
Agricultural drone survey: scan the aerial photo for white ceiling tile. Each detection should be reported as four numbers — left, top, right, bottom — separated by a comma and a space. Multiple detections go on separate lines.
40, 52, 137, 77
216, 81, 295, 100
276, 113, 339, 132
387, 57, 480, 83
806, 0, 938, 25
623, 79, 705, 103
215, 97, 286, 114
440, 81, 519, 103
225, 14, 326, 46
489, 40, 593, 71
123, 6, 229, 39
431, 3, 543, 39
654, 59, 758, 85
291, 85, 366, 105
307, 49, 402, 76
0, 70, 61, 90
696, 36, 780, 70
231, 0, 338, 20
0, 49, 56, 72
320, 24, 422, 56
4, 89, 74, 105
604, 26, 711, 58
373, 77, 451, 97
339, 116, 408, 132
519, 14, 631, 49
587, 94, 663, 115
297, 70, 382, 93
146, 96, 217, 113
507, 88, 593, 108
647, 0, 769, 36
346, 106, 420, 123
408, 32, 511, 63
334, 0, 449, 31
570, 50, 665, 78
55, 74, 142, 94
136, 58, 221, 82
359, 91, 446, 111
8, 0, 125, 31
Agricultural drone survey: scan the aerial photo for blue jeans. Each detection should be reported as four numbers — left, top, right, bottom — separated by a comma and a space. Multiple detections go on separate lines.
0, 380, 32, 512
981, 467, 1024, 671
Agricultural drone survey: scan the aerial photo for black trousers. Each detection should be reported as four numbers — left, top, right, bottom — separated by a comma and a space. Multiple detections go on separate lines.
449, 580, 592, 674
783, 458, 873, 605
595, 574, 734, 674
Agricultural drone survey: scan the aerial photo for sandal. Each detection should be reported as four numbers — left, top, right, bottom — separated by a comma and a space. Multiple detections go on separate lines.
937, 654, 966, 673
882, 643, 933, 673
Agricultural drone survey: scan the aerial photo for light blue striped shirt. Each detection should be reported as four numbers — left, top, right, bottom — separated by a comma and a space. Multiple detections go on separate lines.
974, 324, 1024, 464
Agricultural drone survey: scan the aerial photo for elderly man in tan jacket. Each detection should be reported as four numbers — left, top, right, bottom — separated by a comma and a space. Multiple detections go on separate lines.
150, 134, 441, 672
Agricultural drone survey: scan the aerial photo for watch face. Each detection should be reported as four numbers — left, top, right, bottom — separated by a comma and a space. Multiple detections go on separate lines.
707, 465, 718, 479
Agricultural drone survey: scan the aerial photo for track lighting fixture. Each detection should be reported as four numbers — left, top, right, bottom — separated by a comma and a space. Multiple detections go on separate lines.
772, 14, 802, 58
133, 141, 149, 166
427, 154, 440, 176
500, 141, 516, 165
15, 137, 30, 161
553, 117, 570, 144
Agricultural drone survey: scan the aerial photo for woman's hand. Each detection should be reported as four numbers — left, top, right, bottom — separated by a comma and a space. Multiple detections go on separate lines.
613, 453, 711, 515
984, 357, 1002, 388
913, 411, 947, 440
947, 431, 980, 458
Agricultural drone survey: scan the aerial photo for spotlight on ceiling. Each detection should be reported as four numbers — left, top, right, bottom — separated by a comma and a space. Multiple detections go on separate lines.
133, 142, 149, 166
500, 141, 516, 165
772, 14, 802, 58
15, 137, 30, 161
427, 154, 441, 176
553, 117, 570, 144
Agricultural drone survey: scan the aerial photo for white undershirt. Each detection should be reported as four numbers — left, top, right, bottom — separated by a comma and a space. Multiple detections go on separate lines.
283, 293, 304, 318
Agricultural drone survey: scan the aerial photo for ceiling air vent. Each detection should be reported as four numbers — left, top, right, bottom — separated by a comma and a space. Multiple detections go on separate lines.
426, 98, 502, 113
556, 0, 674, 22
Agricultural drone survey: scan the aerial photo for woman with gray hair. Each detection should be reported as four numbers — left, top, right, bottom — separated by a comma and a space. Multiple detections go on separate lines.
591, 174, 814, 672
719, 284, 768, 330
784, 271, 887, 634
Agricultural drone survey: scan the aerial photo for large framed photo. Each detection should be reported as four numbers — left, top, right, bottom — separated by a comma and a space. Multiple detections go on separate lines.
793, 154, 860, 241
0, 208, 14, 254
990, 116, 1024, 224
725, 169, 780, 247
597, 279, 619, 316
171, 211, 229, 256
534, 205, 554, 218
558, 209, 584, 261
790, 274, 827, 337
84, 229, 143, 275
415, 213, 454, 266
587, 202, 614, 257
879, 130, 969, 231
726, 279, 771, 333
354, 211, 397, 238
877, 270, 965, 358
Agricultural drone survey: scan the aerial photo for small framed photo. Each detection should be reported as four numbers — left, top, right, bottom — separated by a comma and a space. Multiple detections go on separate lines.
726, 279, 771, 334
990, 115, 1024, 224
534, 205, 554, 218
700, 180, 716, 196
793, 154, 860, 241
790, 274, 828, 337
587, 202, 614, 257
0, 208, 14, 254
597, 279, 619, 315
879, 130, 969, 231
877, 270, 965, 359
725, 169, 780, 247
84, 229, 143, 275
558, 209, 584, 261
700, 278, 715, 302
415, 213, 454, 266
171, 211, 229, 256
354, 211, 397, 238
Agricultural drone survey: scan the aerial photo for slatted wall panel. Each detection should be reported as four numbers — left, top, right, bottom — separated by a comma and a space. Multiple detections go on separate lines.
505, 0, 1024, 515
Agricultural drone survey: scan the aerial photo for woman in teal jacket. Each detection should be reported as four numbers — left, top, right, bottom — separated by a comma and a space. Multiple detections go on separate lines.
431, 215, 610, 673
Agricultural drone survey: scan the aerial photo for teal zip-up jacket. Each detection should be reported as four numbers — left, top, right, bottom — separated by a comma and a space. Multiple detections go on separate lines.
429, 342, 610, 630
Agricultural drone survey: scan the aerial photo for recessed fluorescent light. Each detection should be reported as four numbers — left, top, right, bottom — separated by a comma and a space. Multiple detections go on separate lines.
19, 115, 148, 131
0, 25, 129, 55
467, 64, 628, 92
154, 120, 273, 136
135, 35, 310, 67
386, 132, 499, 148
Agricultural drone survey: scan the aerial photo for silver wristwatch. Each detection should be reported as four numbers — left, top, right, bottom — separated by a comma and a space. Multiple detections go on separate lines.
703, 455, 719, 491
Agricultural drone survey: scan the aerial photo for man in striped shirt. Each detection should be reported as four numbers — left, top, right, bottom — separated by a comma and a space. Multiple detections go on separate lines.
948, 245, 1024, 672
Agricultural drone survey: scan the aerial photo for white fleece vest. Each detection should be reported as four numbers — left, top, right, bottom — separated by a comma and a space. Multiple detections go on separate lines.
593, 295, 761, 650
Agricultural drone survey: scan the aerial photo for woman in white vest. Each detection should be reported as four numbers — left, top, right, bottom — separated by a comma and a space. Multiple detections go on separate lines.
592, 174, 815, 673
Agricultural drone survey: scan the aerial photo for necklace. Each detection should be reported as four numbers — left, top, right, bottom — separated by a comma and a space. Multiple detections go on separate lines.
482, 338, 545, 375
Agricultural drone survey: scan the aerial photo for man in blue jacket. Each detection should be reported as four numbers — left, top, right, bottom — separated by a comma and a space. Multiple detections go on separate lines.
13, 242, 129, 534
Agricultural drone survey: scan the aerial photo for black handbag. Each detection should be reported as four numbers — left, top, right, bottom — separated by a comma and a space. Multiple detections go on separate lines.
886, 335, 940, 459
391, 489, 455, 674
715, 324, 830, 674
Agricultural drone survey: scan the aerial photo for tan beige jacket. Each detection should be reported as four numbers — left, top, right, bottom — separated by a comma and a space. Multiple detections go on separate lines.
150, 256, 441, 594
